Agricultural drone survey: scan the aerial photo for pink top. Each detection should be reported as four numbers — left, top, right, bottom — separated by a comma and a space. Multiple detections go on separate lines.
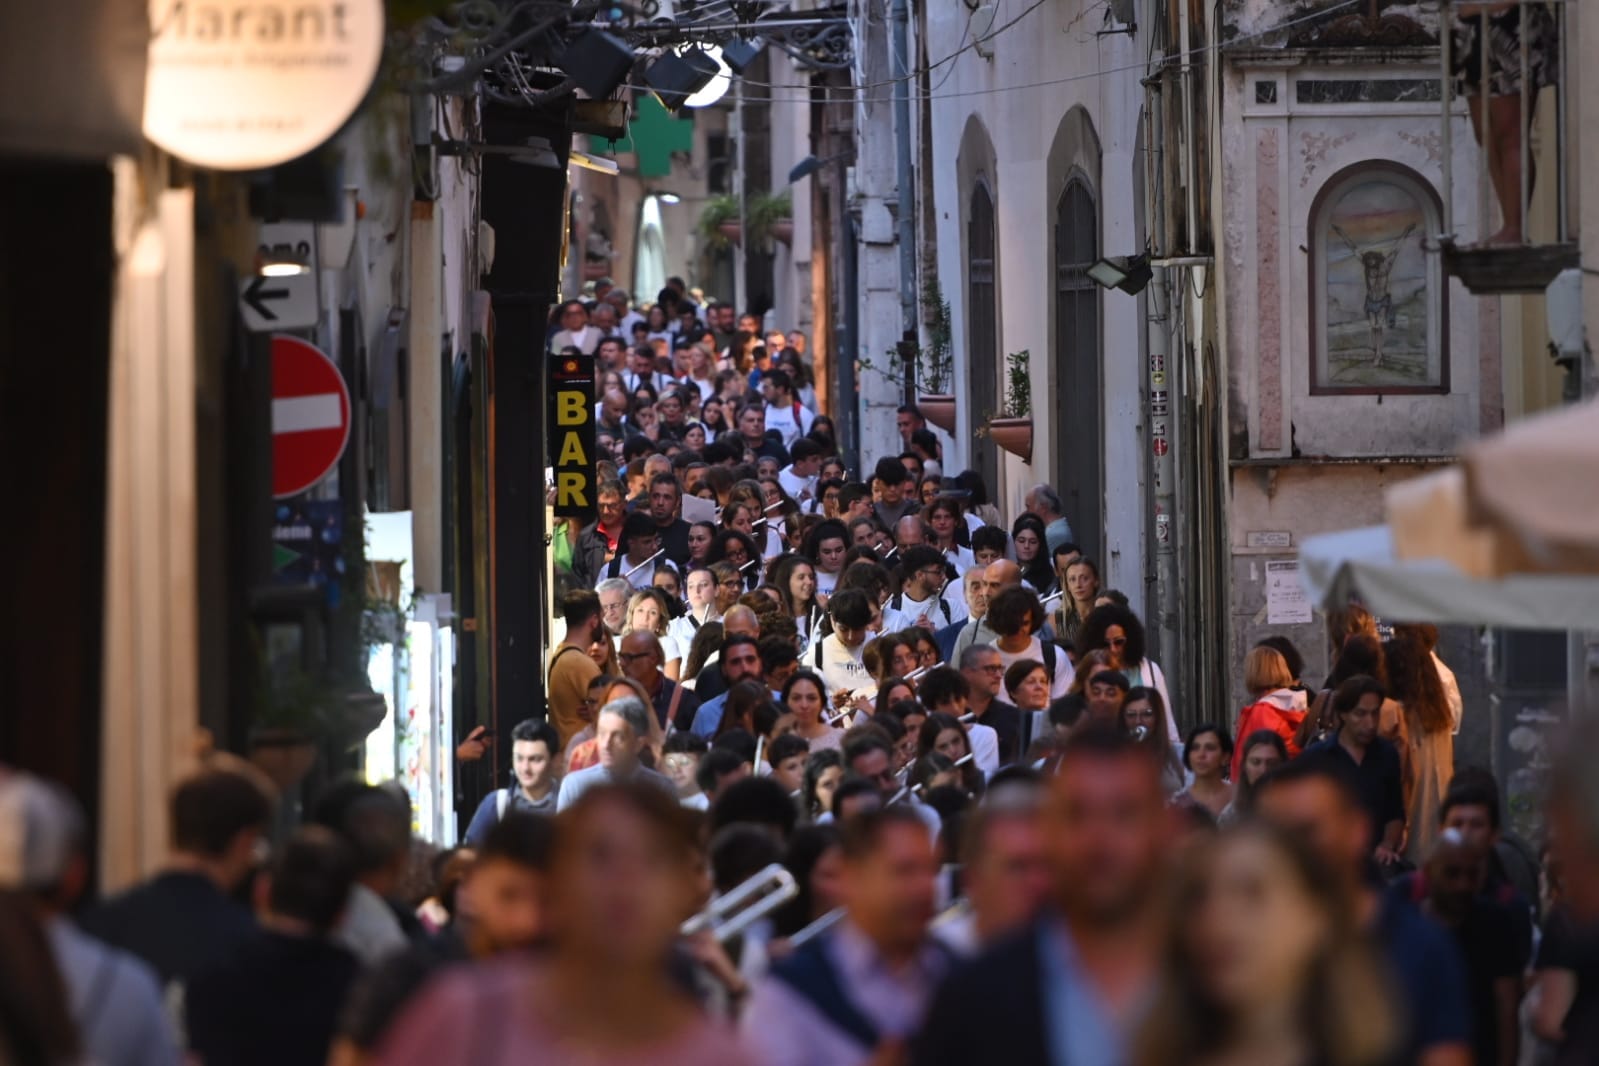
373, 958, 758, 1066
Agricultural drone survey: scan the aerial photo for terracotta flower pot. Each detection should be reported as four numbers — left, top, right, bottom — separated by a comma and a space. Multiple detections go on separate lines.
918, 394, 956, 433
767, 219, 795, 245
248, 729, 319, 794
988, 417, 1033, 462
717, 220, 743, 245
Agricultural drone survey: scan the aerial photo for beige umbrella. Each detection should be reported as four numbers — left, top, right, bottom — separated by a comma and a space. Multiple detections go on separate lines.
1385, 398, 1599, 579
1461, 397, 1599, 574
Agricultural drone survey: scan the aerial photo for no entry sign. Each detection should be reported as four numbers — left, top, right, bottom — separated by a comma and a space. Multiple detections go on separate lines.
272, 335, 350, 498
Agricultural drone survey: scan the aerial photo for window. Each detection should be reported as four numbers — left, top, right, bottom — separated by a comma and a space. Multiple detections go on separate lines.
967, 182, 999, 492
1054, 177, 1101, 559
1309, 163, 1447, 394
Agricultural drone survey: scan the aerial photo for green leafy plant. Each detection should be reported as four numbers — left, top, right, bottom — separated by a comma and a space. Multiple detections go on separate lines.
918, 276, 954, 394
1001, 349, 1032, 418
747, 190, 793, 232
697, 194, 743, 248
854, 276, 956, 394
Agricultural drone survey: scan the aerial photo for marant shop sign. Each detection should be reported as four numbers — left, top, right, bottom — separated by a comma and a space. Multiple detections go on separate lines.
143, 0, 385, 170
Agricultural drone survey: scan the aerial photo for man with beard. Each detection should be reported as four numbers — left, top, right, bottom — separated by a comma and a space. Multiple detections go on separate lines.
912, 726, 1170, 1063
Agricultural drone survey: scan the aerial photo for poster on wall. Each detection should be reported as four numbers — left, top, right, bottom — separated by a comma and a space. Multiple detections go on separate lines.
1312, 168, 1445, 394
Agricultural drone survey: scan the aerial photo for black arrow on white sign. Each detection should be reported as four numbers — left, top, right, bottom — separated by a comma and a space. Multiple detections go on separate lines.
243, 276, 290, 322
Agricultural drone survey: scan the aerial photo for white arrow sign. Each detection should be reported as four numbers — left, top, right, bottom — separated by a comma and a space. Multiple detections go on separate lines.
239, 272, 318, 332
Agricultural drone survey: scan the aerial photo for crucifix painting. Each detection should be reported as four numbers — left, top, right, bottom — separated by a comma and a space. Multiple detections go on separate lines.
1312, 167, 1445, 393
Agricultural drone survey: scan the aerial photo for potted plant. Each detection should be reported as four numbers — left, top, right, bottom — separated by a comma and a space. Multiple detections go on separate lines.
249, 660, 339, 794
915, 277, 956, 432
984, 349, 1033, 462
749, 190, 794, 246
698, 194, 742, 248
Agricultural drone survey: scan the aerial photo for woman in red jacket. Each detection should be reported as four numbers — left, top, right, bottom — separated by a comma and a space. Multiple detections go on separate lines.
1230, 645, 1309, 779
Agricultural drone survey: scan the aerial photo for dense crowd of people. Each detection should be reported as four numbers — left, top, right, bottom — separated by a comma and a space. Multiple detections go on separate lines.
3, 283, 1597, 1066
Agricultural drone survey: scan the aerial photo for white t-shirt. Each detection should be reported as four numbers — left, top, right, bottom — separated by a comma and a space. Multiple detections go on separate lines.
811, 631, 873, 699
890, 586, 969, 630
778, 465, 817, 502
942, 545, 978, 577
763, 401, 815, 449
815, 569, 840, 598
967, 721, 1000, 774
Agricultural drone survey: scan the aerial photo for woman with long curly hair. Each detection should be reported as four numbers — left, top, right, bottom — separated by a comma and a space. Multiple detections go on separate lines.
1386, 626, 1455, 861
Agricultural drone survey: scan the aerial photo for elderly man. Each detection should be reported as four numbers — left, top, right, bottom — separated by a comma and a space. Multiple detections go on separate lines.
595, 578, 631, 637
936, 568, 987, 661
619, 631, 701, 733
607, 287, 645, 335
549, 299, 601, 355
556, 697, 677, 810
951, 562, 1019, 659
1023, 484, 1074, 555
960, 644, 1022, 764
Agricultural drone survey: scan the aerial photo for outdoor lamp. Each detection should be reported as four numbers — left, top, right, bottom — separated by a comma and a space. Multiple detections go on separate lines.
1086, 253, 1152, 295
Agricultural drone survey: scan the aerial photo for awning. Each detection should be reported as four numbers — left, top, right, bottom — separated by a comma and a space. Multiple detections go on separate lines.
1299, 525, 1599, 630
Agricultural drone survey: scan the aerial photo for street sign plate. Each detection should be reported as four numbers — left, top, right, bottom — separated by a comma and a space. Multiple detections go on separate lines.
272, 336, 350, 498
239, 273, 318, 332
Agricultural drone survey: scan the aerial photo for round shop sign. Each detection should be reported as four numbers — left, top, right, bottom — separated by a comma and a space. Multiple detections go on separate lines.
143, 0, 386, 170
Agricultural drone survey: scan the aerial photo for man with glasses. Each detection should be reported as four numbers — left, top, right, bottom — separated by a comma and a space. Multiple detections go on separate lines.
618, 631, 701, 733
890, 546, 966, 633
595, 579, 630, 639
961, 644, 1023, 765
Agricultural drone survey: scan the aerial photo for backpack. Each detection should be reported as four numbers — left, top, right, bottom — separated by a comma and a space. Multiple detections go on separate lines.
890, 589, 953, 627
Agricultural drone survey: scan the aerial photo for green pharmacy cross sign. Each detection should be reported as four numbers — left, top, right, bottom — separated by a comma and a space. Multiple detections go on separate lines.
592, 95, 694, 179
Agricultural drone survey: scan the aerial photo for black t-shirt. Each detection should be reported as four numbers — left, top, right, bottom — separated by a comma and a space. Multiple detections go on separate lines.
1538, 905, 1599, 1066
80, 870, 257, 988
654, 517, 693, 568
1444, 899, 1521, 1066
188, 930, 360, 1066
976, 699, 1023, 765
1305, 735, 1405, 848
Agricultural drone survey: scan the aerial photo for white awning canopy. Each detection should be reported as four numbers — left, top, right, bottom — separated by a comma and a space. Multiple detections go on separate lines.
1299, 525, 1599, 630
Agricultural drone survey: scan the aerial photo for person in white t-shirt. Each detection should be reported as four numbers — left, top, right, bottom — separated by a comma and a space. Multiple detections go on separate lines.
759, 368, 814, 449
887, 546, 969, 632
777, 438, 825, 505
806, 588, 876, 706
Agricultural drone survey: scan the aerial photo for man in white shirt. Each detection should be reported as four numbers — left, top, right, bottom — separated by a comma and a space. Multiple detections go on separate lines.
890, 547, 968, 632
778, 438, 825, 503
810, 589, 876, 701
760, 368, 814, 449
549, 299, 602, 355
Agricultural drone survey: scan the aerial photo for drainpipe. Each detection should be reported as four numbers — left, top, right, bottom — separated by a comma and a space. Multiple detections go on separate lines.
891, 0, 918, 367
838, 157, 862, 475
1144, 50, 1180, 693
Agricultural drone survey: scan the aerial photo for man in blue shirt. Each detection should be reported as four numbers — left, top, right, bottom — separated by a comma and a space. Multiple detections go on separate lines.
1258, 757, 1472, 1066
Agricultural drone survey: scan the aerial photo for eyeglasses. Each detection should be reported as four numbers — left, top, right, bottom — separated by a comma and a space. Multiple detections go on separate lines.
978, 664, 1005, 674
719, 578, 742, 588
1108, 637, 1128, 648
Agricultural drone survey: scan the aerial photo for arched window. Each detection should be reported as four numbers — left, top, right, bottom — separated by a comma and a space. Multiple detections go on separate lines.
1310, 163, 1446, 394
967, 182, 999, 492
1054, 176, 1101, 559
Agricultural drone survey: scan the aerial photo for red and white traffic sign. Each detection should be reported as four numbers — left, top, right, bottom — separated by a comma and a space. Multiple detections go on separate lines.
271, 335, 351, 499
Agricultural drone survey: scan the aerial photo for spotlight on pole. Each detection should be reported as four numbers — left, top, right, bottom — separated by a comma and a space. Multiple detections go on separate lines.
644, 48, 721, 112
555, 29, 637, 99
1086, 253, 1153, 295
